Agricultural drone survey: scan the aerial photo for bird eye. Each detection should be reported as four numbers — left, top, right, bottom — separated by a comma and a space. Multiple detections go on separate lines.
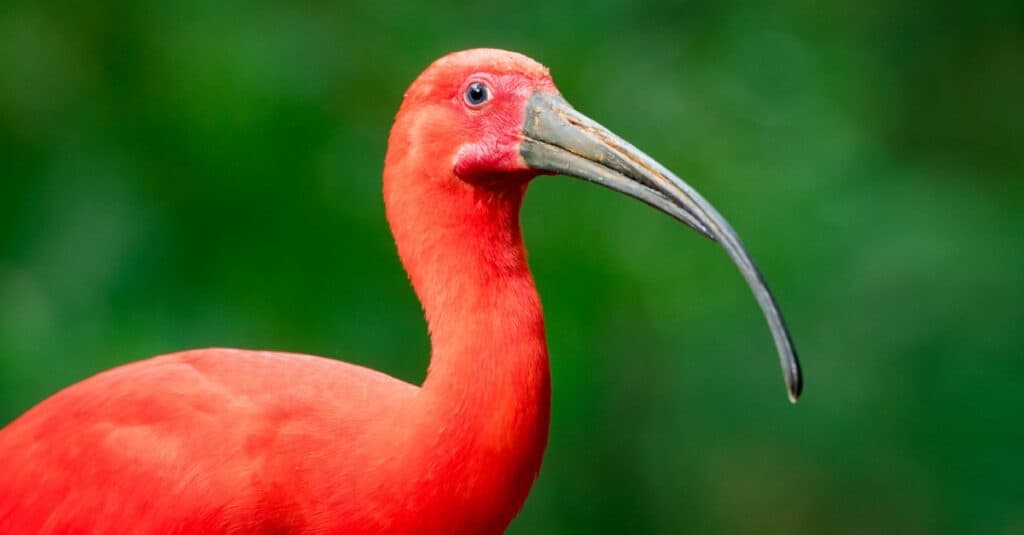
464, 82, 490, 107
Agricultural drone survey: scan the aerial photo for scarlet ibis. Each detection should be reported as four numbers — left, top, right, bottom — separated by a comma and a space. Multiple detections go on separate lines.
0, 49, 802, 534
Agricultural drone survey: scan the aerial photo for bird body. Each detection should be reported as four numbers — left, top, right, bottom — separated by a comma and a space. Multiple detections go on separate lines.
0, 48, 800, 533
0, 347, 545, 533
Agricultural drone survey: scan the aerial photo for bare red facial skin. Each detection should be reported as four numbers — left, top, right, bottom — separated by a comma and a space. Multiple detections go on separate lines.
391, 49, 558, 190
451, 72, 557, 183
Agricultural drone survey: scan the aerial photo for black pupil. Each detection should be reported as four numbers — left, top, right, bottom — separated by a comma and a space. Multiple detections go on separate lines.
466, 83, 488, 105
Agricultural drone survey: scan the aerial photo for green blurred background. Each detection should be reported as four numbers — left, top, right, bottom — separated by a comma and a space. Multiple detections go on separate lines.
1, 1, 1022, 533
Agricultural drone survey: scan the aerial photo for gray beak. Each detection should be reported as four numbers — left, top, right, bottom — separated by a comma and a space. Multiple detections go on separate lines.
520, 91, 803, 402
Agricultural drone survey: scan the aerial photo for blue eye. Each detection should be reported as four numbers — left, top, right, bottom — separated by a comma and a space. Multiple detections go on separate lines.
464, 82, 490, 106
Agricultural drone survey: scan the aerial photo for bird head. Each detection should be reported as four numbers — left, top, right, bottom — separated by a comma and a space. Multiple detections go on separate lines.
386, 48, 802, 402
387, 49, 556, 187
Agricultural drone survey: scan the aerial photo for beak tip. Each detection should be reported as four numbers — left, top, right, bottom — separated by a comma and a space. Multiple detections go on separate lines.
786, 372, 803, 404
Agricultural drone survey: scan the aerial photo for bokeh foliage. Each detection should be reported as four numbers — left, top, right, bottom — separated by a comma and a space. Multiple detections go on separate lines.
1, 1, 1022, 533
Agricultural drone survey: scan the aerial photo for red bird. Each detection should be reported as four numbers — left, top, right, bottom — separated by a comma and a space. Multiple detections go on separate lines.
0, 49, 802, 534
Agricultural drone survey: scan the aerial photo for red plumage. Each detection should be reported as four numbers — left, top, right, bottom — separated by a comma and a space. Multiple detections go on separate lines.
0, 46, 804, 534
1, 49, 554, 534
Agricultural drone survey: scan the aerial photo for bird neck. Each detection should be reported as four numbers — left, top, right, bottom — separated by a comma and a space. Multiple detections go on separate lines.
383, 160, 550, 518
385, 169, 550, 414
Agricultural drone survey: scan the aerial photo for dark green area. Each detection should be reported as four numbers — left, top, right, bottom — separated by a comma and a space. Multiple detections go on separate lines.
1, 1, 1022, 533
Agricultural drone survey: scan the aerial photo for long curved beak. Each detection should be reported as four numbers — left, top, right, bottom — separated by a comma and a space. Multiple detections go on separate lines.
521, 92, 803, 403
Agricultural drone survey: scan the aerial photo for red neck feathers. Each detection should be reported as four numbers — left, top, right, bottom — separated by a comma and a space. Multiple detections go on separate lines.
381, 92, 550, 531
